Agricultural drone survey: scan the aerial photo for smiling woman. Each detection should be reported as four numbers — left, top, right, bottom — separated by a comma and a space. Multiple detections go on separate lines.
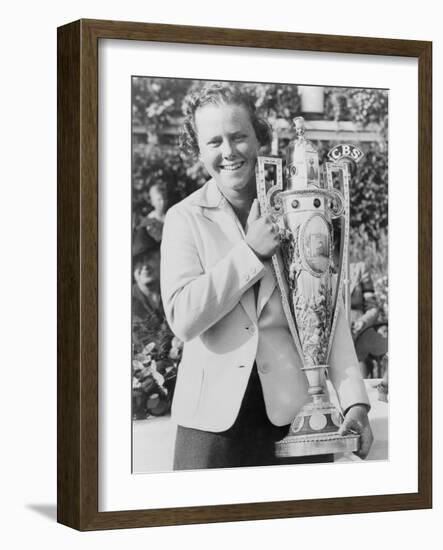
156, 83, 372, 470
180, 84, 272, 228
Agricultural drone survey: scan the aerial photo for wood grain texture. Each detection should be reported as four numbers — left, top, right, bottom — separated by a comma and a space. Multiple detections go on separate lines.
82, 18, 429, 57
417, 41, 432, 506
57, 20, 81, 528
57, 19, 432, 531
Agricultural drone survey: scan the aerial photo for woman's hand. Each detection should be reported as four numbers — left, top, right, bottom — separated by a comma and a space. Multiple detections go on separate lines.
351, 319, 365, 337
245, 199, 280, 260
338, 404, 374, 459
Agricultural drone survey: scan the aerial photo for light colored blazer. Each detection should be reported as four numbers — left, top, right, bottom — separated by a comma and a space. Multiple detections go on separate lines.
160, 179, 369, 432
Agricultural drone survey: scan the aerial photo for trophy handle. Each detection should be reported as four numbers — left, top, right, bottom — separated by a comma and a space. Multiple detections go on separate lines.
325, 161, 351, 358
255, 156, 284, 217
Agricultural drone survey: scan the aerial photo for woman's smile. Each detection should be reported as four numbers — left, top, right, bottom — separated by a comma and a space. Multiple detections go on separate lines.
194, 103, 260, 198
219, 161, 245, 171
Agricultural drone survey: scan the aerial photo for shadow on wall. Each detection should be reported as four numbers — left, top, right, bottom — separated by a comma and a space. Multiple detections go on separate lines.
26, 504, 57, 522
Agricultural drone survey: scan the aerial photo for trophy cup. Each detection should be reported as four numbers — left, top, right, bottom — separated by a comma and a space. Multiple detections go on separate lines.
256, 117, 362, 458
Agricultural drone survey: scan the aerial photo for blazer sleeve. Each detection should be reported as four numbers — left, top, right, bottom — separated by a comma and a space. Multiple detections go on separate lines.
328, 299, 370, 413
160, 205, 265, 342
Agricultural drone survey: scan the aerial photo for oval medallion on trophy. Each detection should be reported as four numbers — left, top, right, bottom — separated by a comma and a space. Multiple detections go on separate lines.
290, 415, 304, 434
309, 413, 328, 431
299, 214, 331, 276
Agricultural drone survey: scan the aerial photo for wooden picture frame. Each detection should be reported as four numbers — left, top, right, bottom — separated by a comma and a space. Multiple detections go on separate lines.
57, 19, 432, 530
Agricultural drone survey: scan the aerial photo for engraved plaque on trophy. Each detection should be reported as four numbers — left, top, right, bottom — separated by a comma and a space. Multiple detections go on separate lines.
256, 117, 363, 457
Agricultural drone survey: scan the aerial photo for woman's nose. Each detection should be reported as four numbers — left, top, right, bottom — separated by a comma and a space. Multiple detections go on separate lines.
221, 139, 236, 158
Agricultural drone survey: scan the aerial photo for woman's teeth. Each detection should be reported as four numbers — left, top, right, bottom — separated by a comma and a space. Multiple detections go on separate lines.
221, 162, 243, 171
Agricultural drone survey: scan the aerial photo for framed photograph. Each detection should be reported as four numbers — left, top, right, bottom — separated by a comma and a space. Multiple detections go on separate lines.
57, 19, 432, 530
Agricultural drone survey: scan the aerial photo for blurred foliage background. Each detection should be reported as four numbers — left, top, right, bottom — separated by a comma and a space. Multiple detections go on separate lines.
132, 77, 389, 335
133, 79, 388, 237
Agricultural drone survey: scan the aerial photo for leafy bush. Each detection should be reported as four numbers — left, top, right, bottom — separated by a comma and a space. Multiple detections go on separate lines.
349, 227, 388, 323
132, 79, 388, 240
324, 87, 388, 137
350, 145, 388, 240
315, 141, 388, 242
133, 148, 206, 227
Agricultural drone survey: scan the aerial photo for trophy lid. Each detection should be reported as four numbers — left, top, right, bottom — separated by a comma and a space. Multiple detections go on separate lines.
293, 116, 307, 140
286, 116, 320, 190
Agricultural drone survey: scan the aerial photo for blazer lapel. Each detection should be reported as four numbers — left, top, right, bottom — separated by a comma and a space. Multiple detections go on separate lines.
257, 260, 276, 318
241, 286, 258, 325
194, 179, 246, 247
200, 206, 245, 248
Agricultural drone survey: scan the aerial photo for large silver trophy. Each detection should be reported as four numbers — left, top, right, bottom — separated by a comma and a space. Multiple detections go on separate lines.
256, 117, 361, 457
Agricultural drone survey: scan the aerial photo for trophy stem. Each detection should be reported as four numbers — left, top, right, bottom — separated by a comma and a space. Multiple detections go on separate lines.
303, 365, 326, 397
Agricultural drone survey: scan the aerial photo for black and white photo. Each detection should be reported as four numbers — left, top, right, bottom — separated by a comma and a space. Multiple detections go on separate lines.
131, 78, 389, 473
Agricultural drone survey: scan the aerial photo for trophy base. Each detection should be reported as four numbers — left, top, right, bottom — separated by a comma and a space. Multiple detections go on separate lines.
275, 432, 359, 458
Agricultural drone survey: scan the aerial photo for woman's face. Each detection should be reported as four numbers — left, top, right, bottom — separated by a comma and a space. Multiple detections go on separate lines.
150, 187, 167, 214
134, 251, 160, 288
194, 103, 260, 197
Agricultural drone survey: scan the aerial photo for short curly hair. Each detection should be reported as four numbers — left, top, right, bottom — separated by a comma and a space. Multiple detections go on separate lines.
180, 83, 272, 159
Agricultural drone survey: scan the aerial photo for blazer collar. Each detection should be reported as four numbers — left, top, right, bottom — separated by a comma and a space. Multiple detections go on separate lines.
191, 178, 245, 243
190, 178, 223, 208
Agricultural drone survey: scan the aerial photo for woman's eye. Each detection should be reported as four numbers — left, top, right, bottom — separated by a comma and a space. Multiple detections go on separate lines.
207, 139, 221, 147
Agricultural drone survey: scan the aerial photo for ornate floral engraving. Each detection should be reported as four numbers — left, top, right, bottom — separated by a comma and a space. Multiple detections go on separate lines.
293, 279, 332, 366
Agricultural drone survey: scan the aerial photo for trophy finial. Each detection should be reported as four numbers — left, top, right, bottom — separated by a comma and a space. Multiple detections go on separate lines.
293, 116, 306, 140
